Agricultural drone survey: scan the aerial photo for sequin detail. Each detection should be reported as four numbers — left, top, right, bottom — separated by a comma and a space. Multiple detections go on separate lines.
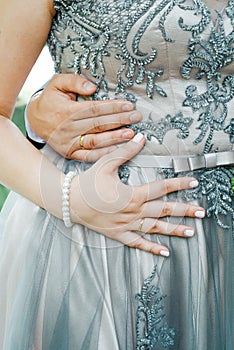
161, 166, 234, 231
181, 5, 234, 153
135, 265, 175, 349
128, 112, 193, 143
48, 0, 211, 101
49, 0, 234, 231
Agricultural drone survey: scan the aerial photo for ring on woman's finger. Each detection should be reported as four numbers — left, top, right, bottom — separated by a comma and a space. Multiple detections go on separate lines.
79, 135, 86, 149
138, 218, 145, 232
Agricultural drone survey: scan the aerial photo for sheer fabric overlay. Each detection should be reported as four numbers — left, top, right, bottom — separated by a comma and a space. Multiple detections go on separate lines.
0, 1, 234, 349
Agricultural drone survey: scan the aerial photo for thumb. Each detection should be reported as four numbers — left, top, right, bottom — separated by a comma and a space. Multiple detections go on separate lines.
48, 73, 96, 96
103, 133, 146, 171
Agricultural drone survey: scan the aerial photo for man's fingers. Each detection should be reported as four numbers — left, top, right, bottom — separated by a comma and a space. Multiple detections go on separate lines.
75, 110, 141, 133
48, 73, 97, 95
72, 129, 134, 151
68, 99, 136, 120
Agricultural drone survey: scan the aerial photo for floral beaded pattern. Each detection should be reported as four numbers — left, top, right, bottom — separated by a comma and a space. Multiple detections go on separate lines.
47, 2, 234, 348
161, 165, 234, 232
135, 266, 175, 349
49, 0, 234, 153
181, 8, 234, 153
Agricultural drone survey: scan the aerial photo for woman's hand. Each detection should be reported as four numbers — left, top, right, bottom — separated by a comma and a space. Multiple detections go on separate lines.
70, 134, 205, 257
27, 74, 142, 162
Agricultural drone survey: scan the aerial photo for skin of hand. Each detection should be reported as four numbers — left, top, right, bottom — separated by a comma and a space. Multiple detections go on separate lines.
0, 0, 205, 257
69, 133, 205, 257
27, 74, 142, 162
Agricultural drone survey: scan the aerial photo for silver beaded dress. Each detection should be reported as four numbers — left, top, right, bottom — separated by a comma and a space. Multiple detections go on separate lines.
0, 1, 234, 349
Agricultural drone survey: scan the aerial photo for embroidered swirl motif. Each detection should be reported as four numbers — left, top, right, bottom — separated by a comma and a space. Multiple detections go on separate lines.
49, 0, 211, 101
128, 112, 193, 143
135, 265, 175, 349
160, 166, 234, 232
49, 1, 234, 229
181, 6, 234, 153
185, 167, 234, 231
224, 117, 234, 143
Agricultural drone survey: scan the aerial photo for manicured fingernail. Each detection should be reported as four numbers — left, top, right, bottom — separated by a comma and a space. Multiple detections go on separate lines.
189, 180, 199, 188
130, 112, 141, 122
122, 130, 133, 138
132, 133, 145, 143
122, 103, 133, 112
160, 250, 170, 257
83, 81, 95, 92
184, 229, 194, 237
195, 210, 205, 218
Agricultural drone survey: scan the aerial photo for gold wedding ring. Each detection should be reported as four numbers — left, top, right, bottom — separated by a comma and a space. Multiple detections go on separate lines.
79, 135, 85, 149
138, 218, 144, 232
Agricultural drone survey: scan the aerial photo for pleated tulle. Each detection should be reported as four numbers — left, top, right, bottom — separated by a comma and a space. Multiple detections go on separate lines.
0, 147, 234, 350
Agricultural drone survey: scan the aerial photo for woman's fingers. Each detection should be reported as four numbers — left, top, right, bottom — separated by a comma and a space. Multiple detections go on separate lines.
136, 176, 200, 202
70, 146, 118, 162
117, 231, 170, 257
142, 200, 205, 219
132, 218, 196, 238
99, 133, 146, 170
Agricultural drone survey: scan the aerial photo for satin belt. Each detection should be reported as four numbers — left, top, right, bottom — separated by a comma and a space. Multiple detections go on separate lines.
127, 150, 234, 173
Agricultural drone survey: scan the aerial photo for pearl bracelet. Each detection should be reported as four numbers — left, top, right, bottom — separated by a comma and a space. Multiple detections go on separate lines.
62, 171, 77, 228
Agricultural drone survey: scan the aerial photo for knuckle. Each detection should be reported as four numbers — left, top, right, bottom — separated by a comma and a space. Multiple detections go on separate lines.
131, 192, 143, 207
90, 101, 101, 116
161, 203, 171, 216
165, 178, 178, 192
53, 110, 67, 125
133, 239, 144, 250
152, 219, 160, 232
85, 136, 96, 149
93, 118, 105, 132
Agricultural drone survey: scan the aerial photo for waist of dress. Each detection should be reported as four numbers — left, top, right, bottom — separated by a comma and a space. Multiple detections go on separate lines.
127, 150, 234, 173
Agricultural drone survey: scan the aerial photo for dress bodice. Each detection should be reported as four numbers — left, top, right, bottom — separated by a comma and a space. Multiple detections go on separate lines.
48, 0, 234, 156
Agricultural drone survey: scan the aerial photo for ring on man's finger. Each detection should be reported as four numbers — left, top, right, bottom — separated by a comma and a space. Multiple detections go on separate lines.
138, 218, 145, 232
79, 135, 86, 149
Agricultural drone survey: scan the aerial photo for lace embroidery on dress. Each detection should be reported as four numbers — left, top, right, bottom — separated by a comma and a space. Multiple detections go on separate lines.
47, 2, 234, 349
49, 0, 234, 229
160, 166, 234, 232
48, 0, 210, 101
181, 6, 234, 153
135, 265, 175, 349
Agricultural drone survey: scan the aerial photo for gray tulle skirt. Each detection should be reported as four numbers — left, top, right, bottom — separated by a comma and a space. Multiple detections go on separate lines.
0, 146, 234, 350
